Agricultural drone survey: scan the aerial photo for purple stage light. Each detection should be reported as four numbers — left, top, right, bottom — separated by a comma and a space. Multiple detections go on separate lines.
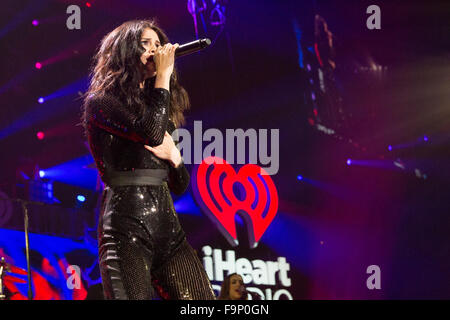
37, 131, 45, 140
32, 20, 39, 26
346, 159, 352, 165
35, 62, 42, 69
423, 136, 428, 142
388, 145, 392, 151
38, 97, 44, 103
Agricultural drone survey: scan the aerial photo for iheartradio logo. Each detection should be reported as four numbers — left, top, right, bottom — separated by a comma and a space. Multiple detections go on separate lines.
192, 156, 279, 248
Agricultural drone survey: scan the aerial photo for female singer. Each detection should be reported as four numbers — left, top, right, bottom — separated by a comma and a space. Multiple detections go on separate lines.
82, 19, 215, 300
218, 273, 248, 300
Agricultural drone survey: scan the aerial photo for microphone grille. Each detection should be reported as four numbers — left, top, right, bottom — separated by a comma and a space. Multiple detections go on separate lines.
202, 38, 211, 46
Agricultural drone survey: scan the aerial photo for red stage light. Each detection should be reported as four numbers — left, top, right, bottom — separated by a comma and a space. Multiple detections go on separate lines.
37, 131, 45, 140
86, 2, 91, 7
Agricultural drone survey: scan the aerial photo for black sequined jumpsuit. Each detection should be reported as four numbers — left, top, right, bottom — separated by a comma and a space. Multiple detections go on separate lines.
84, 85, 215, 300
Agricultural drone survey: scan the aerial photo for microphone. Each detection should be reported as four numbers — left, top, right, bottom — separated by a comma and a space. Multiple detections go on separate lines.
148, 39, 211, 62
175, 38, 211, 58
0, 257, 11, 273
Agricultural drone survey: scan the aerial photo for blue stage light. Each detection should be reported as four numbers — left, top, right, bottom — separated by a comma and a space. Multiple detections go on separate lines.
39, 170, 45, 178
40, 154, 98, 190
0, 77, 89, 140
76, 195, 86, 202
297, 175, 303, 181
388, 145, 392, 151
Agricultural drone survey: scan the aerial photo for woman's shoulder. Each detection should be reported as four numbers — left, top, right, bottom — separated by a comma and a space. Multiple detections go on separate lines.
85, 91, 119, 105
84, 92, 124, 113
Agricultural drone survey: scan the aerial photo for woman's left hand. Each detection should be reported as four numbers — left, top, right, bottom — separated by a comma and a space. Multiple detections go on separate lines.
144, 131, 182, 168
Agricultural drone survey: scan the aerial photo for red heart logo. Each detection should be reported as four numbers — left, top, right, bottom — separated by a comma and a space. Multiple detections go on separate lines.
192, 156, 278, 248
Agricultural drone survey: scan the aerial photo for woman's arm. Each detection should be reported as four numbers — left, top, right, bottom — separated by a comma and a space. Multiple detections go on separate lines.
167, 161, 190, 196
144, 130, 190, 195
85, 88, 169, 146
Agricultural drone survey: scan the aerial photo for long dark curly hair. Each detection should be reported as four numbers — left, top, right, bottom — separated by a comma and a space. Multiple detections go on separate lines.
83, 19, 189, 127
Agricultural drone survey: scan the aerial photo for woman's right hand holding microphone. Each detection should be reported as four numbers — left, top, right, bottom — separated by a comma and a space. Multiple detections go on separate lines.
154, 43, 179, 91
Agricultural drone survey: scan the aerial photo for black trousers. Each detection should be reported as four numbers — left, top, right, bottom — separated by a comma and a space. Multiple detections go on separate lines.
97, 184, 216, 300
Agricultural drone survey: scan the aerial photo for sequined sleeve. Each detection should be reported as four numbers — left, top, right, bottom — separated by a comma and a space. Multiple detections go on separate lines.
85, 88, 170, 146
165, 120, 190, 195
168, 161, 190, 195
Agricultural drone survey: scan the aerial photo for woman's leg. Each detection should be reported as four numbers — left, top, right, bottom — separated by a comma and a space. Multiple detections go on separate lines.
98, 189, 154, 300
98, 231, 154, 300
152, 240, 216, 300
